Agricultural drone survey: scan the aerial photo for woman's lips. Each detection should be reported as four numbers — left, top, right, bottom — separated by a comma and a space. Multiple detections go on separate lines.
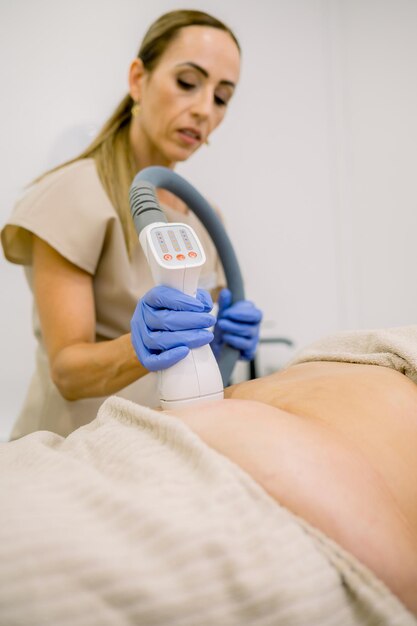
176, 128, 201, 146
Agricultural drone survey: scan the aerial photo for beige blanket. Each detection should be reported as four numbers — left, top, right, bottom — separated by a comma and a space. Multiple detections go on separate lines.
289, 325, 417, 383
0, 396, 415, 625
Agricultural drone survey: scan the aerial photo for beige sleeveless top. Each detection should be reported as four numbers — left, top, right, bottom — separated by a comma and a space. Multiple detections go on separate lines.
1, 159, 224, 439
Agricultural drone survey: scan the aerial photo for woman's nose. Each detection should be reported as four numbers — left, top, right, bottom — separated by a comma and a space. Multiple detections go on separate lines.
190, 89, 213, 119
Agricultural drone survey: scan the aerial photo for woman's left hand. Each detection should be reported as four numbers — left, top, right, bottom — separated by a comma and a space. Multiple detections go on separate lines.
211, 288, 263, 361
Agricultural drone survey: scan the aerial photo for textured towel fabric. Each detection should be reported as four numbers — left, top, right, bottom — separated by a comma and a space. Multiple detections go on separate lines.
289, 325, 417, 383
0, 396, 416, 626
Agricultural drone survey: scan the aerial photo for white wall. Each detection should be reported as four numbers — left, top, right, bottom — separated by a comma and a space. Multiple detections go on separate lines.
326, 0, 417, 329
1, 0, 417, 439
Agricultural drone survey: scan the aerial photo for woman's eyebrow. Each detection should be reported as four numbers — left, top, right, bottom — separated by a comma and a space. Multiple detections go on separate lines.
175, 62, 236, 88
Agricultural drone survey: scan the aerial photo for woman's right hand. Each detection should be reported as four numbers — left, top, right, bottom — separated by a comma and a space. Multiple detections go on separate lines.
130, 285, 216, 371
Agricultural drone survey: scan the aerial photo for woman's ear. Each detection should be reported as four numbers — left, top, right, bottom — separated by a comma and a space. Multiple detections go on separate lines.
128, 58, 146, 102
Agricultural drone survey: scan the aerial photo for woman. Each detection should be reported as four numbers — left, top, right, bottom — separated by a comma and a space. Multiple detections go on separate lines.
1, 10, 262, 439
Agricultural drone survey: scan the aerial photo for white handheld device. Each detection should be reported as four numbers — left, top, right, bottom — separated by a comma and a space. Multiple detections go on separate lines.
139, 222, 224, 410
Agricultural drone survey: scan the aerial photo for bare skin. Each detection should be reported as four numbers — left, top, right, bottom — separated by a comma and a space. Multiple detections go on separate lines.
165, 362, 417, 615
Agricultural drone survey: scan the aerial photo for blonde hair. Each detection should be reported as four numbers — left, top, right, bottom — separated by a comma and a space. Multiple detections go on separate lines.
37, 10, 240, 255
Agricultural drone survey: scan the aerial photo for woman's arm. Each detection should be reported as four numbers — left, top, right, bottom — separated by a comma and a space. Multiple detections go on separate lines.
33, 235, 148, 400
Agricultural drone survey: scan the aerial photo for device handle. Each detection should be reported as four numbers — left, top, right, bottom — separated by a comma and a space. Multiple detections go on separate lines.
130, 167, 245, 386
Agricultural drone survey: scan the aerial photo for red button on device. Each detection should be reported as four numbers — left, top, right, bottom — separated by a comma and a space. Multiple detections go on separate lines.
188, 251, 197, 258
163, 254, 172, 261
176, 254, 185, 260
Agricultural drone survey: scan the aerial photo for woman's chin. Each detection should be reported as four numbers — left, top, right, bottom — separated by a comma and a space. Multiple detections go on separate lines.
152, 142, 200, 168
170, 141, 201, 163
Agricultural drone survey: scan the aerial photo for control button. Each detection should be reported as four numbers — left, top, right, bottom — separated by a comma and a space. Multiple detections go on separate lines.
176, 254, 185, 260
188, 251, 197, 258
163, 254, 172, 261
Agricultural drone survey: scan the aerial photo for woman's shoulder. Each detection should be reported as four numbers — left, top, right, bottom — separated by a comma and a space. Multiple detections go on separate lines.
2, 159, 116, 271
20, 159, 103, 205
11, 158, 116, 225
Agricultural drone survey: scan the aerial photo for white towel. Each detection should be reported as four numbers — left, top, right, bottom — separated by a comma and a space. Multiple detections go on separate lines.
289, 325, 417, 383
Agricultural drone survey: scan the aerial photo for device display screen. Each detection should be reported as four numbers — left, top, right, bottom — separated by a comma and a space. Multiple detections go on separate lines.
150, 225, 203, 266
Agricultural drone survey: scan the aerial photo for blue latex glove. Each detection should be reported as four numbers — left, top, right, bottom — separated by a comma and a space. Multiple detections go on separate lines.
131, 285, 215, 371
211, 288, 263, 361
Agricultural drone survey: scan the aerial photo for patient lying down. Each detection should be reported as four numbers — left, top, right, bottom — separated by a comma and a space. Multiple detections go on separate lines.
164, 361, 417, 615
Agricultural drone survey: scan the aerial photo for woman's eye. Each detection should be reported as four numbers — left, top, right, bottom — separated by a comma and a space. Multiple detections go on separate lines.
177, 78, 196, 90
214, 95, 227, 107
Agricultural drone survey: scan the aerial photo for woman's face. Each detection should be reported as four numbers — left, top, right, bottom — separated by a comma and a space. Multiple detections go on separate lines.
130, 25, 241, 167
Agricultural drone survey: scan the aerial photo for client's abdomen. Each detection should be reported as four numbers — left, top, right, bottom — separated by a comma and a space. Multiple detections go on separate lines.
166, 385, 417, 615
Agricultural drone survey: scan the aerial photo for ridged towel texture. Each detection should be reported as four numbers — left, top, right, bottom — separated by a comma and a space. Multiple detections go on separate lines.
289, 325, 417, 383
1, 394, 416, 625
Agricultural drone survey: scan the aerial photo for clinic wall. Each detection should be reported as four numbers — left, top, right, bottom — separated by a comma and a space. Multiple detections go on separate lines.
1, 0, 416, 439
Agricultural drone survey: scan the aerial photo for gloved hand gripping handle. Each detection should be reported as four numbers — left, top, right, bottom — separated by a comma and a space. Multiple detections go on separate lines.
130, 167, 245, 386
